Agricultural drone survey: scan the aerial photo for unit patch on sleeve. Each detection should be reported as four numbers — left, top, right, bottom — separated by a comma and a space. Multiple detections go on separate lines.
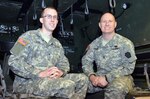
125, 52, 131, 58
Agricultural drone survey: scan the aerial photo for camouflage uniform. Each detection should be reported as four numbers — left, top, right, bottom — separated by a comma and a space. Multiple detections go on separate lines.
8, 29, 88, 99
82, 33, 137, 99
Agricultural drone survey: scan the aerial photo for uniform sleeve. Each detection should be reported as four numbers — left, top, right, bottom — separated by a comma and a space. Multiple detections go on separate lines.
82, 44, 96, 77
106, 41, 137, 83
56, 46, 70, 76
8, 37, 42, 79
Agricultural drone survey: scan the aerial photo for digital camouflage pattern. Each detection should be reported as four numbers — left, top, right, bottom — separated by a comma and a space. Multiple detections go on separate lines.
8, 29, 88, 99
82, 33, 137, 99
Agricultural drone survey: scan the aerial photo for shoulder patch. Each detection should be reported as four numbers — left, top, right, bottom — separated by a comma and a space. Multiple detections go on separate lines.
18, 38, 29, 46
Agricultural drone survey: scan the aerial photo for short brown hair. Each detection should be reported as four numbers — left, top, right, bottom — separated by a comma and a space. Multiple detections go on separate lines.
40, 7, 58, 18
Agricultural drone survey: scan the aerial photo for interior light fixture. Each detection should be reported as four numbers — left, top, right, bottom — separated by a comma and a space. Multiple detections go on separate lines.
115, 2, 131, 19
122, 3, 130, 10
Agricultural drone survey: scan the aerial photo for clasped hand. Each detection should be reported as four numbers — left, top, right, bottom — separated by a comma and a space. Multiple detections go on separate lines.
90, 75, 108, 87
39, 66, 63, 79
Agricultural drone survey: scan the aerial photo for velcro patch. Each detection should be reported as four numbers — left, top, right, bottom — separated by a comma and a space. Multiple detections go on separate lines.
18, 38, 28, 46
125, 52, 131, 58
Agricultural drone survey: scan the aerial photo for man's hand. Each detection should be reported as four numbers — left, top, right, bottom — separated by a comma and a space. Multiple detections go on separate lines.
47, 67, 63, 79
89, 75, 99, 86
89, 75, 108, 87
97, 76, 108, 87
39, 67, 64, 79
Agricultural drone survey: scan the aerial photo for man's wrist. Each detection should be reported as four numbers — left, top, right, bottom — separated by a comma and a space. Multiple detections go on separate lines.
105, 75, 108, 82
59, 69, 66, 77
89, 74, 96, 80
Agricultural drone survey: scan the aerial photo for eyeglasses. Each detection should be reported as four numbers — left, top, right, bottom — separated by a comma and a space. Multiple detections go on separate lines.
42, 14, 58, 20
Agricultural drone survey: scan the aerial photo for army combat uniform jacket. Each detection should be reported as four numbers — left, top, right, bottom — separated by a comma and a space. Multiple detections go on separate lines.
82, 33, 137, 98
8, 29, 88, 99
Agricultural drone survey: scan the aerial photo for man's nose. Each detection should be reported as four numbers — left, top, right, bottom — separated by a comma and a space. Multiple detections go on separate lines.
105, 22, 109, 25
50, 17, 55, 21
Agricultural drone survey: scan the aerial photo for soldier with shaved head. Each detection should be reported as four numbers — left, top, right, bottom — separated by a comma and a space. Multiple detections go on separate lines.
82, 12, 137, 99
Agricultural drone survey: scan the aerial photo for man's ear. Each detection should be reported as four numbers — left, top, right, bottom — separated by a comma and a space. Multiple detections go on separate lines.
115, 21, 117, 28
39, 18, 43, 24
98, 22, 101, 29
